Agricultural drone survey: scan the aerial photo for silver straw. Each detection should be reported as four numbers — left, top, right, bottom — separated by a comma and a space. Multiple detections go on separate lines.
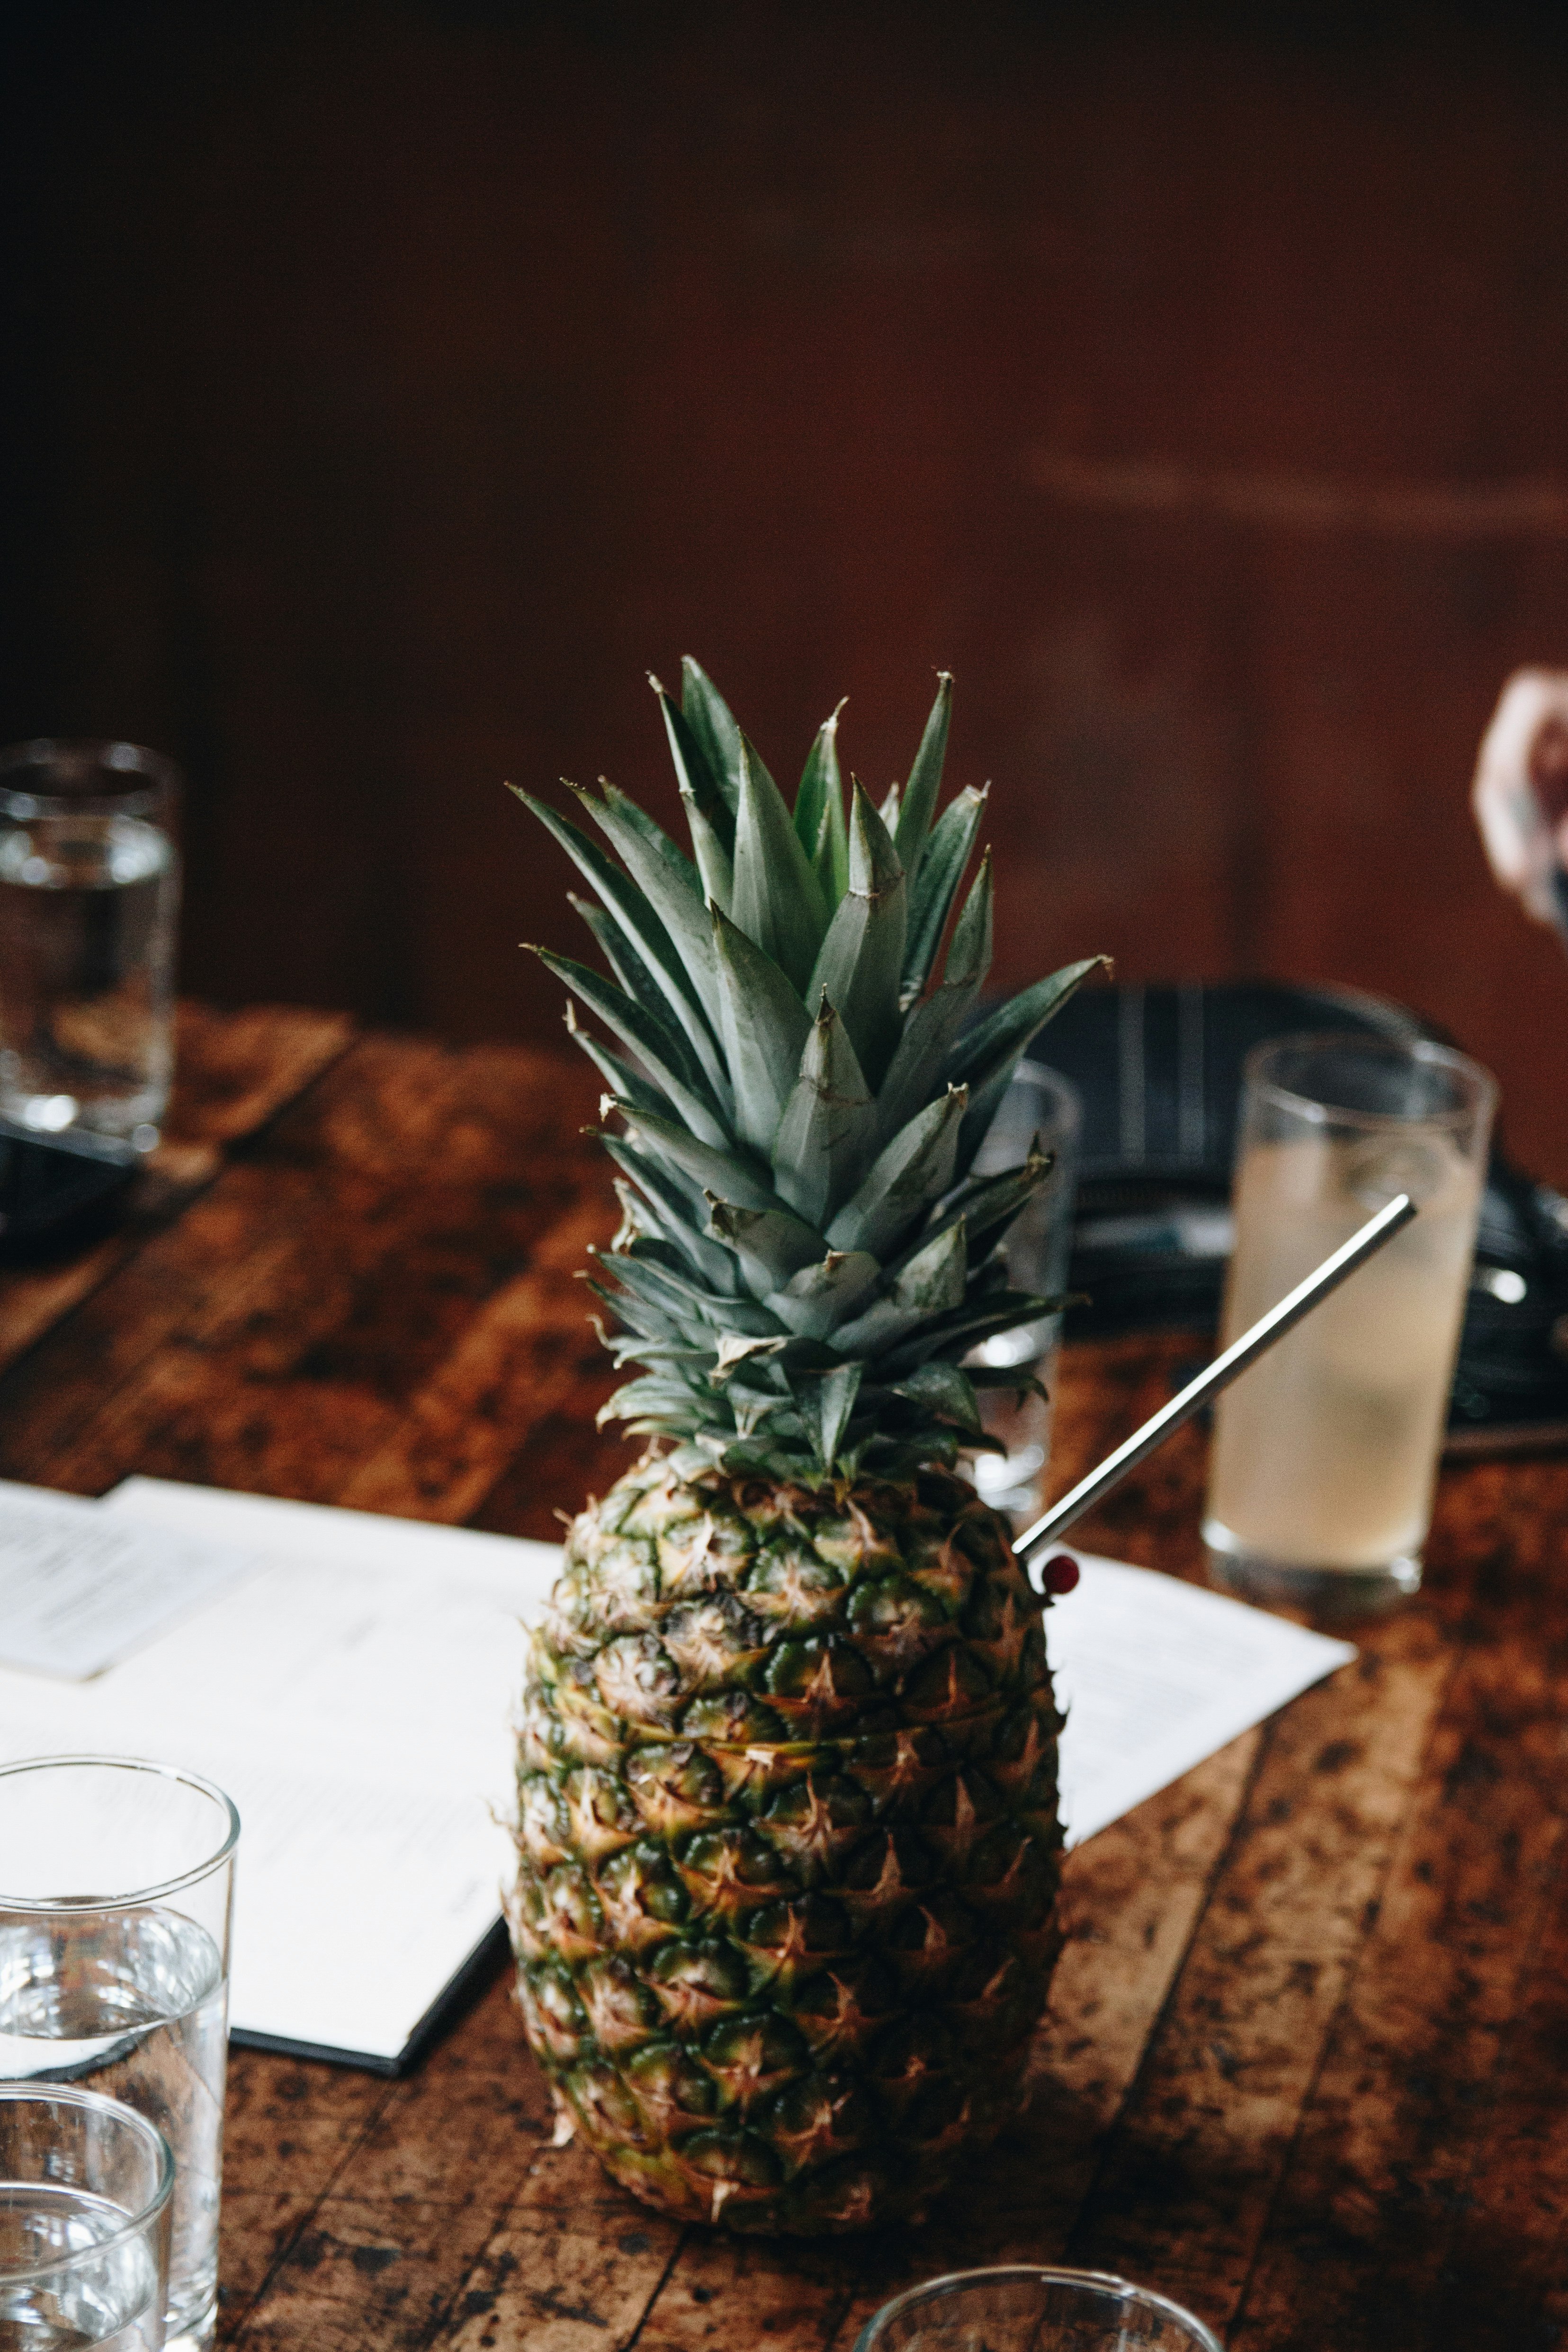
1012, 1189, 1418, 1562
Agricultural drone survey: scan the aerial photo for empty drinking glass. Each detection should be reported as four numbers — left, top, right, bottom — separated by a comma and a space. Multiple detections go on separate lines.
0, 1760, 238, 2352
854, 2264, 1223, 2352
967, 1061, 1083, 1528
0, 2085, 174, 2352
0, 741, 181, 1148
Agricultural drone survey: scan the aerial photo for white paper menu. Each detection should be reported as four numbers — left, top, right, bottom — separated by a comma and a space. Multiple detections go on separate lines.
0, 1478, 1353, 2070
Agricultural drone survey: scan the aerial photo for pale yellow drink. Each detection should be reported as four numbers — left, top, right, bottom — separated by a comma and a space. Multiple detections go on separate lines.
1202, 1033, 1495, 1611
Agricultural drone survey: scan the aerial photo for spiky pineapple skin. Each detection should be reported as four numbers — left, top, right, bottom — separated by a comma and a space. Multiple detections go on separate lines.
511, 1450, 1064, 2233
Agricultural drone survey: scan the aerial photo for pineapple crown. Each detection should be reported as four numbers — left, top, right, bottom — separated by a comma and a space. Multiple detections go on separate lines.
517, 660, 1105, 1485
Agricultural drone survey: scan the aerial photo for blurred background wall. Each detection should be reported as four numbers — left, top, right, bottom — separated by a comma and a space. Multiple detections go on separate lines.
7, 1, 1568, 1178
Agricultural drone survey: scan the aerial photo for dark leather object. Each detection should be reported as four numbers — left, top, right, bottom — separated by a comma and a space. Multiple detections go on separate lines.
1030, 980, 1568, 1452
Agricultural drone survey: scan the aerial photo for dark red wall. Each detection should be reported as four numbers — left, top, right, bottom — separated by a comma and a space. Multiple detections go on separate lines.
9, 3, 1568, 1178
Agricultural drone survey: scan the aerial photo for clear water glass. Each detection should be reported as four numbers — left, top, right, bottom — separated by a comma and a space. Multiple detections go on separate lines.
0, 1760, 238, 2352
967, 1061, 1083, 1529
1204, 1033, 1496, 1616
0, 2085, 174, 2352
0, 741, 181, 1148
854, 2264, 1223, 2352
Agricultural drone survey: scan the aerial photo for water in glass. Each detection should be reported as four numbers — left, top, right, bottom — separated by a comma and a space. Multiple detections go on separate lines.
0, 814, 177, 1139
0, 1913, 225, 2352
0, 2183, 164, 2352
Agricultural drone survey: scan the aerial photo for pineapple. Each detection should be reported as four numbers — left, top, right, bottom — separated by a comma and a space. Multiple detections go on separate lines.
509, 663, 1103, 2233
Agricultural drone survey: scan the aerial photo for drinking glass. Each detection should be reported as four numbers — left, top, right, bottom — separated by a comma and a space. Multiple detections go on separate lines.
0, 1760, 239, 2352
1203, 1033, 1496, 1616
854, 2264, 1223, 2352
0, 2087, 174, 2352
0, 740, 181, 1148
967, 1062, 1083, 1528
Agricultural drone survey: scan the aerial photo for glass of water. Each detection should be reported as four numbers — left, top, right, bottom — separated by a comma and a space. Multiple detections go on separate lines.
967, 1061, 1083, 1529
0, 740, 181, 1148
0, 2086, 174, 2352
0, 1760, 239, 2352
854, 2265, 1223, 2352
1204, 1033, 1496, 1616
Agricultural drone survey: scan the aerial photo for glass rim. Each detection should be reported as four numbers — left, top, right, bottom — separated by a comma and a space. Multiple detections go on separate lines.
0, 737, 180, 823
0, 1754, 240, 1912
855, 2265, 1223, 2352
1242, 1029, 1497, 1136
0, 2082, 175, 2289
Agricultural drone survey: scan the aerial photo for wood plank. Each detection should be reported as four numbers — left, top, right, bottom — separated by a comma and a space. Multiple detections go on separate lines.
1059, 1601, 1457, 2336
0, 1002, 354, 1380
0, 1036, 607, 1501
1221, 1456, 1568, 2352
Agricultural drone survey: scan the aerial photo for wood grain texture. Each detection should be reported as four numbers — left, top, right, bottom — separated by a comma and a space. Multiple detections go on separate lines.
3, 1010, 1566, 2352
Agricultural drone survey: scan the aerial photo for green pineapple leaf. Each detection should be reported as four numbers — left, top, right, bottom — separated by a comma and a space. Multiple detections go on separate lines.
793, 701, 846, 885
705, 1197, 826, 1293
796, 1360, 864, 1469
764, 1248, 881, 1339
825, 1086, 967, 1259
732, 739, 831, 995
653, 672, 735, 853
533, 946, 730, 1149
711, 907, 813, 1159
902, 782, 988, 1004
680, 788, 735, 915
680, 657, 747, 819
806, 783, 907, 1090
567, 783, 728, 1079
612, 1099, 779, 1215
888, 1358, 985, 1437
892, 670, 952, 883
770, 998, 878, 1229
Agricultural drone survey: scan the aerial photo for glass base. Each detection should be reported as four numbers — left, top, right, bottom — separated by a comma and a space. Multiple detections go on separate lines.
1203, 1521, 1421, 1619
166, 2296, 217, 2352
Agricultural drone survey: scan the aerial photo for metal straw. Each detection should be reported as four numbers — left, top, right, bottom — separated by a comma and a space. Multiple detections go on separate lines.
1012, 1189, 1418, 1562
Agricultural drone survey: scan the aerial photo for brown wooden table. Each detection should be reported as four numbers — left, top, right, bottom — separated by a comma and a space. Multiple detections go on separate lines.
3, 1006, 1566, 2352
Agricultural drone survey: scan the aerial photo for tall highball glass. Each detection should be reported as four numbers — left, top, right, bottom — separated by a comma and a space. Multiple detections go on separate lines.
0, 2086, 175, 2352
0, 1760, 239, 2352
967, 1061, 1083, 1530
0, 740, 181, 1147
1203, 1033, 1496, 1616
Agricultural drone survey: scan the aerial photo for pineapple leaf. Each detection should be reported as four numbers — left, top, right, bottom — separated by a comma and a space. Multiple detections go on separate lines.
832, 1219, 969, 1355
600, 780, 703, 901
764, 1249, 881, 1339
825, 1086, 968, 1259
511, 786, 717, 1070
950, 956, 1110, 1173
600, 1137, 743, 1292
533, 947, 731, 1150
705, 1197, 826, 1293
732, 738, 831, 995
947, 956, 1109, 1094
770, 997, 878, 1229
794, 700, 846, 874
888, 1358, 985, 1437
681, 788, 735, 915
795, 1361, 864, 1469
893, 671, 953, 883
653, 673, 735, 853
879, 1287, 1063, 1373
680, 657, 746, 820
711, 1334, 790, 1383
562, 1001, 672, 1123
568, 783, 728, 1079
806, 782, 907, 1090
612, 1100, 779, 1215
966, 1364, 1050, 1403
902, 783, 989, 1003
711, 906, 813, 1158
565, 892, 699, 1065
